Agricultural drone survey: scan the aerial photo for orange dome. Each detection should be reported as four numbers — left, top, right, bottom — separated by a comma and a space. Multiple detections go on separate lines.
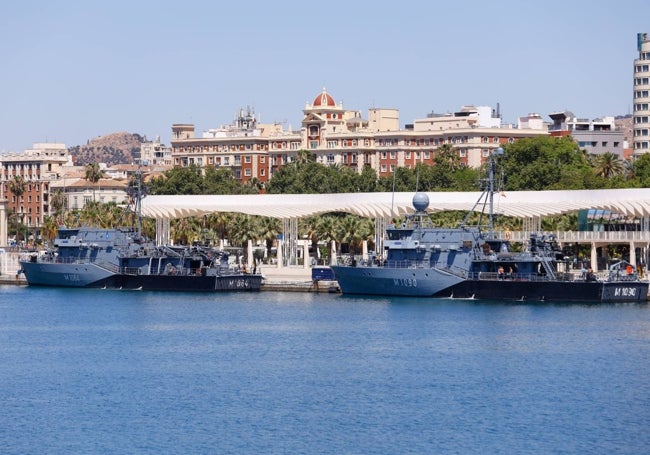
313, 88, 335, 107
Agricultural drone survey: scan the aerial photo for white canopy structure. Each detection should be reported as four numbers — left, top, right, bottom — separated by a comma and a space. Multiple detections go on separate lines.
141, 188, 650, 220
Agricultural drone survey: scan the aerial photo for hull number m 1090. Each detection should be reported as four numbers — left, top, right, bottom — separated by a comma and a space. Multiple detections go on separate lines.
614, 287, 637, 297
394, 278, 417, 287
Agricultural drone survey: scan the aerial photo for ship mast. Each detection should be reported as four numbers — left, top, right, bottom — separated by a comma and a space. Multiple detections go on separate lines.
488, 147, 504, 238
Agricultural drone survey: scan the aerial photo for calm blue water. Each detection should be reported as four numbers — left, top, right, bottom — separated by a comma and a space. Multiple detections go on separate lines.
0, 286, 649, 454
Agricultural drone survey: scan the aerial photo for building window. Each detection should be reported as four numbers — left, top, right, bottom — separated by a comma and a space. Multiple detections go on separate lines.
245, 156, 251, 163
244, 169, 251, 177
310, 141, 318, 149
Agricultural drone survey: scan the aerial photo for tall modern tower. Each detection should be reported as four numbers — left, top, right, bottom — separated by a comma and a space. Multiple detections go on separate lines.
634, 33, 650, 155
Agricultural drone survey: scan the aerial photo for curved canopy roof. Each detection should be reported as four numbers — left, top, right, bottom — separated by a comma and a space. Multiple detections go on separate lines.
140, 188, 650, 220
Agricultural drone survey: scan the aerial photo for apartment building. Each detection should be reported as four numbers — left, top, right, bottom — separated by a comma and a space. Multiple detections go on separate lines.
140, 136, 173, 166
548, 111, 626, 157
170, 89, 548, 181
0, 143, 71, 244
634, 33, 650, 155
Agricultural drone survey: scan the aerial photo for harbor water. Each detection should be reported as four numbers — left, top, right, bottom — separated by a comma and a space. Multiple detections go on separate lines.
1, 286, 649, 454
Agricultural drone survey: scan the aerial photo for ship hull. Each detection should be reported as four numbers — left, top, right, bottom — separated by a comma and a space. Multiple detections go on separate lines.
330, 265, 465, 297
108, 273, 263, 292
19, 261, 115, 287
19, 261, 263, 292
435, 279, 649, 303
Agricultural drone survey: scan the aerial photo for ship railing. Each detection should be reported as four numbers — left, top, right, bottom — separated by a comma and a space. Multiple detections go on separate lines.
471, 271, 578, 282
119, 265, 218, 276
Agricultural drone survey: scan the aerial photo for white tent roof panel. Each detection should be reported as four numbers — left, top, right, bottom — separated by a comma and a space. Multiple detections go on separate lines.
140, 189, 650, 220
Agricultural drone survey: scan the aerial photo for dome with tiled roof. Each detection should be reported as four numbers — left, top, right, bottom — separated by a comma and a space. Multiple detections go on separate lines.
313, 88, 336, 107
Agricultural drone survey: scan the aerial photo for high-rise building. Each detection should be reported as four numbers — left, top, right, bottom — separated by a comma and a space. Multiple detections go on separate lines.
633, 33, 650, 155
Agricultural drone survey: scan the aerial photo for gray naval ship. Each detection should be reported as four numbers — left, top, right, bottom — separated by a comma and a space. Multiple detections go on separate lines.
330, 192, 648, 302
19, 226, 262, 292
331, 150, 648, 303
19, 170, 262, 292
331, 192, 476, 297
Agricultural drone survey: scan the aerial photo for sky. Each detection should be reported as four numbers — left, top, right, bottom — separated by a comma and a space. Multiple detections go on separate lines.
1, 0, 649, 153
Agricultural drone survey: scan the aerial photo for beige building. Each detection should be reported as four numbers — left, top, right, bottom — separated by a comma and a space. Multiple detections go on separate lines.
50, 176, 128, 211
170, 89, 548, 182
140, 136, 172, 166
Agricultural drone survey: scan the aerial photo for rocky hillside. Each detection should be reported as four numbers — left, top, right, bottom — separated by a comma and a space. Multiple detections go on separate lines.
69, 132, 144, 165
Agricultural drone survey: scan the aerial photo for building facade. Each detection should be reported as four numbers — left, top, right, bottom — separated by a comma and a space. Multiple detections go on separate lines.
170, 89, 548, 182
0, 143, 71, 245
140, 136, 173, 166
634, 33, 650, 155
548, 111, 626, 157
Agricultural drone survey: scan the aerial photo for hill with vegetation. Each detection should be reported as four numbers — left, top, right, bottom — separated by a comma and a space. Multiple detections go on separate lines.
69, 132, 143, 165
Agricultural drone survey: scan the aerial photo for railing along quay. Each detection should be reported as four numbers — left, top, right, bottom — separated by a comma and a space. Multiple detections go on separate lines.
497, 230, 650, 244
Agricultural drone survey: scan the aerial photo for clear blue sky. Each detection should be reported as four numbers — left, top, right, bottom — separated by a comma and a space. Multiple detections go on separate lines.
1, 0, 649, 153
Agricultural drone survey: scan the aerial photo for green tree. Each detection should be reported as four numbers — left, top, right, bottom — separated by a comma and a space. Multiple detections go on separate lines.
257, 217, 281, 258
40, 215, 59, 244
9, 175, 26, 199
591, 152, 625, 179
632, 153, 650, 187
84, 162, 104, 201
499, 136, 593, 190
228, 214, 260, 248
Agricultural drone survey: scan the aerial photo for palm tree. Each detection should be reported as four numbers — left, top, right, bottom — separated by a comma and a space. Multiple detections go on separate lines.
592, 152, 624, 178
8, 176, 27, 243
9, 175, 27, 216
245, 177, 265, 193
50, 189, 66, 224
435, 143, 462, 171
85, 162, 104, 201
257, 217, 281, 259
228, 214, 260, 248
40, 215, 59, 245
315, 215, 339, 261
171, 216, 201, 245
338, 215, 373, 254
294, 149, 316, 165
